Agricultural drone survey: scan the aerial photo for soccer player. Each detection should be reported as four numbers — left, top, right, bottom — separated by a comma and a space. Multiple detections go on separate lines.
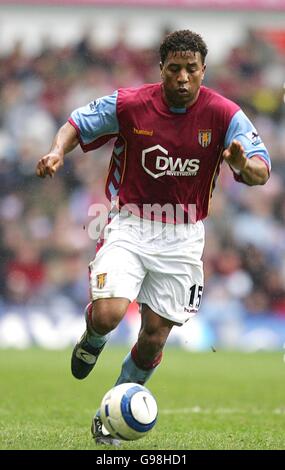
36, 30, 270, 445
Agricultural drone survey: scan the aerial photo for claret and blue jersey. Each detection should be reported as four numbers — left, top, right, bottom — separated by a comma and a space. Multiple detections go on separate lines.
69, 83, 270, 223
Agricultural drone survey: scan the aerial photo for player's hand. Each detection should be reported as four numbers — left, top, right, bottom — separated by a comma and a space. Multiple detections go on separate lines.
36, 153, 64, 178
223, 140, 248, 173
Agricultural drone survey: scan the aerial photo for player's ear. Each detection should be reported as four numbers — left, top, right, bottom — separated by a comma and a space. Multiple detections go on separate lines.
202, 63, 206, 80
160, 62, 164, 78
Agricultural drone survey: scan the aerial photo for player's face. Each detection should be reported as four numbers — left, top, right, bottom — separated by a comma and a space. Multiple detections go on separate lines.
160, 50, 206, 108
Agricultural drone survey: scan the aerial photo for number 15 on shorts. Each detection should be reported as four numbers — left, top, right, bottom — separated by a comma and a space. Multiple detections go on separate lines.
188, 284, 203, 309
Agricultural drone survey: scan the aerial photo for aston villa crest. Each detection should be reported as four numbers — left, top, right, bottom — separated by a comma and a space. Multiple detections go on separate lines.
198, 130, 212, 148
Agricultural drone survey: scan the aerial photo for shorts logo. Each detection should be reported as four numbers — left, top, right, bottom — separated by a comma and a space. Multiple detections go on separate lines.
198, 130, 212, 148
97, 273, 107, 289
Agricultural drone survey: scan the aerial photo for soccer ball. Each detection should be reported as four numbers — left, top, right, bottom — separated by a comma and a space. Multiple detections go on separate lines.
100, 383, 158, 441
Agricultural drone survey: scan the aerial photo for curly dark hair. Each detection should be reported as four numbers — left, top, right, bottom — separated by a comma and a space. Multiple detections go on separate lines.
160, 30, 208, 65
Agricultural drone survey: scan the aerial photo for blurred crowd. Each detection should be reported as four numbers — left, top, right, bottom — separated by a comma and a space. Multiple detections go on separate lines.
0, 25, 285, 331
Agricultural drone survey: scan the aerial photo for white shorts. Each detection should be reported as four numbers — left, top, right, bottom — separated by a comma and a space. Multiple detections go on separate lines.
89, 212, 205, 325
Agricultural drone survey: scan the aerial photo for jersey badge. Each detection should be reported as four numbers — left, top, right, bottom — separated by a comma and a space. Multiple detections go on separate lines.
89, 99, 99, 111
245, 130, 262, 146
198, 130, 212, 148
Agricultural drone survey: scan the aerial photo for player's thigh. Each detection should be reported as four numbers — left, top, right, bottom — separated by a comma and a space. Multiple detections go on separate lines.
137, 262, 204, 325
89, 244, 146, 303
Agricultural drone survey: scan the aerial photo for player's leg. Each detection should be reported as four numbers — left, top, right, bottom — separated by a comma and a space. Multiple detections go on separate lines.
71, 236, 146, 379
115, 304, 176, 385
71, 297, 129, 380
114, 220, 205, 386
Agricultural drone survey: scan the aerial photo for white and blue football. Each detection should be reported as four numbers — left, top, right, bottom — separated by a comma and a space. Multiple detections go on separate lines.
100, 383, 158, 440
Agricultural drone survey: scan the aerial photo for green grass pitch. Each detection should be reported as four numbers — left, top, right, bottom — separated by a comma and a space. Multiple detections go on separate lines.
0, 347, 284, 450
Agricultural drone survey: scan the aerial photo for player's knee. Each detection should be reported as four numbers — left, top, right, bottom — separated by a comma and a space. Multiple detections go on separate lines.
90, 299, 128, 334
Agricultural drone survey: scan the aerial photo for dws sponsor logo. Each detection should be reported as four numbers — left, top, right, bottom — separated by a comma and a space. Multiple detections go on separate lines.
142, 145, 200, 179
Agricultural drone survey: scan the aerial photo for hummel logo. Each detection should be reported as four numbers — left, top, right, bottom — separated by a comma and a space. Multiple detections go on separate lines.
76, 348, 96, 365
133, 127, 153, 136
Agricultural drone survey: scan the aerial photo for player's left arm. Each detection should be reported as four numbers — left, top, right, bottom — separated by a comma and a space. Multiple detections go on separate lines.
223, 109, 271, 186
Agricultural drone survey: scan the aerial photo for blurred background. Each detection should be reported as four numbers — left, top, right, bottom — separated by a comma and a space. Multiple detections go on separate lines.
0, 0, 285, 351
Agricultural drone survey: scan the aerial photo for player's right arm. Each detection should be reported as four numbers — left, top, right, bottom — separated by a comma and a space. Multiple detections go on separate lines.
36, 122, 79, 178
36, 91, 119, 178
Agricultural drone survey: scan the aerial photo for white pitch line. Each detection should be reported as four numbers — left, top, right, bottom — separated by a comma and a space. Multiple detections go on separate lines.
160, 407, 285, 415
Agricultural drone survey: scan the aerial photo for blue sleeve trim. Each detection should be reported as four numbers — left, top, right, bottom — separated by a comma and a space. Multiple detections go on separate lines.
70, 91, 119, 145
225, 109, 271, 170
